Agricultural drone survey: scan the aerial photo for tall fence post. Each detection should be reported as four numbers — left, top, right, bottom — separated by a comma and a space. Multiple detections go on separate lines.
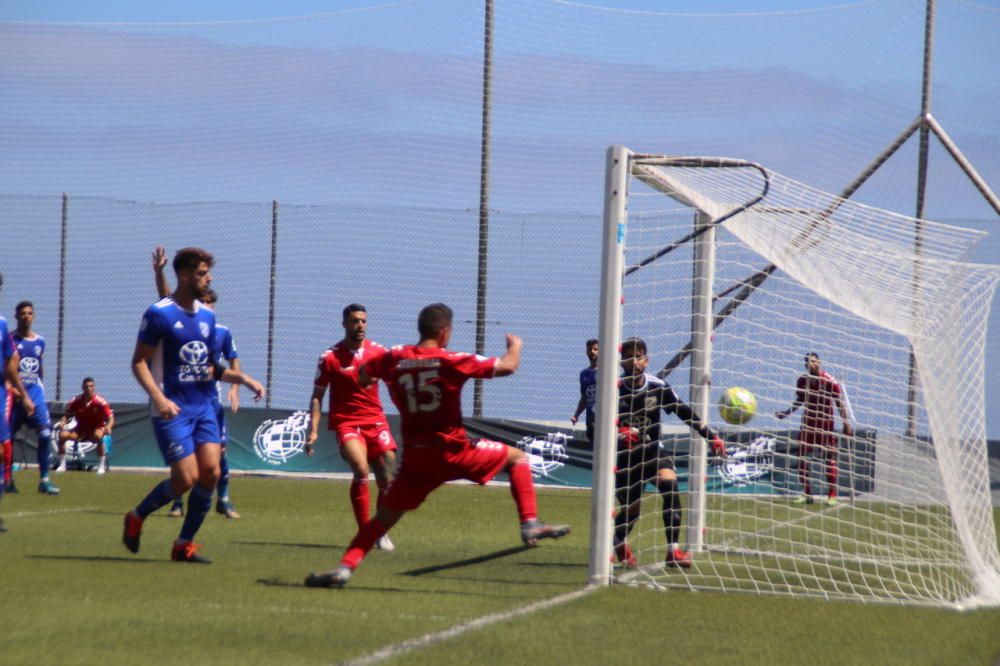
56, 192, 69, 402
473, 0, 494, 417
266, 200, 278, 409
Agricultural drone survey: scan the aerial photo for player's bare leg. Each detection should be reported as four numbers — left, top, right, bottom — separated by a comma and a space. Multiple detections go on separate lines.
372, 449, 396, 550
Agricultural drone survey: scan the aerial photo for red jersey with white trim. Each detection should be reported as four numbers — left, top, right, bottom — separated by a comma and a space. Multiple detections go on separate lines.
365, 345, 497, 450
796, 370, 843, 429
314, 339, 388, 430
66, 393, 113, 433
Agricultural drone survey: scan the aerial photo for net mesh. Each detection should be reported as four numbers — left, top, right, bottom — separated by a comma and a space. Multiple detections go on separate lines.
610, 155, 1000, 607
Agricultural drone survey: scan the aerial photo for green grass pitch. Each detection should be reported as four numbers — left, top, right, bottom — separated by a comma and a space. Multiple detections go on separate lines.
1, 470, 998, 665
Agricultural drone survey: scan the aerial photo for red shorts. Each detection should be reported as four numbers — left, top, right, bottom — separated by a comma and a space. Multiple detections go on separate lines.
380, 439, 509, 512
336, 422, 397, 463
798, 424, 837, 453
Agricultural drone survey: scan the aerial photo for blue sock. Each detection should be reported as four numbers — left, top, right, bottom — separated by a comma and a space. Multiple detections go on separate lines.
179, 483, 213, 542
135, 479, 179, 519
216, 453, 230, 500
37, 431, 52, 478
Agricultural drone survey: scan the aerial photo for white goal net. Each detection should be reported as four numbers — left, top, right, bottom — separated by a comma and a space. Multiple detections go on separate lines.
591, 146, 1000, 609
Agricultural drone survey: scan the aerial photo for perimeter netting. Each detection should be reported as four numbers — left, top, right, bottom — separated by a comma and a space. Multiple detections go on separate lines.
599, 150, 1000, 608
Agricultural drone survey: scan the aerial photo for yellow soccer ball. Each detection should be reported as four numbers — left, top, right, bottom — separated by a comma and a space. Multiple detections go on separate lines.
718, 386, 757, 425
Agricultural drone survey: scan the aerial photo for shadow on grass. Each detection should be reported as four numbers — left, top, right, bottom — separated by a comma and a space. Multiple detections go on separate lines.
400, 545, 531, 576
233, 540, 336, 550
28, 554, 162, 564
256, 577, 419, 594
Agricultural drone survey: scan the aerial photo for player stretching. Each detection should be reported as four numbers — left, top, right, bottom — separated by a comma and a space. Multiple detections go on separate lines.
153, 246, 242, 519
0, 275, 36, 532
305, 303, 570, 588
306, 304, 397, 552
6, 301, 59, 494
56, 377, 114, 473
776, 352, 854, 507
122, 247, 264, 563
614, 337, 727, 569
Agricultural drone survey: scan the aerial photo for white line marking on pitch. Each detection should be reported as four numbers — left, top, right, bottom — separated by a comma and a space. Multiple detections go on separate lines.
336, 586, 598, 666
5, 506, 98, 518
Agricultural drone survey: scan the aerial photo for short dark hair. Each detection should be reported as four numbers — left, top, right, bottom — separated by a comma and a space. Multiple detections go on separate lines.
585, 338, 598, 348
342, 303, 367, 321
172, 247, 214, 275
621, 337, 647, 358
418, 303, 453, 339
202, 288, 218, 305
82, 377, 95, 388
805, 352, 820, 362
15, 300, 33, 314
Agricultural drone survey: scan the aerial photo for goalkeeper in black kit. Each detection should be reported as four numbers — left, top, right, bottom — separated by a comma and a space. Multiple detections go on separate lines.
613, 337, 727, 569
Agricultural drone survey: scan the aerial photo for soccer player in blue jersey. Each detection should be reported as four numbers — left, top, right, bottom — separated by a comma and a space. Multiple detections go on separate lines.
123, 247, 264, 563
153, 246, 242, 519
570, 338, 598, 447
8, 301, 60, 495
0, 274, 37, 533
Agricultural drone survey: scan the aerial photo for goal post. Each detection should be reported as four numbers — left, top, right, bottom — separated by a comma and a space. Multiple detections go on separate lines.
589, 145, 1000, 608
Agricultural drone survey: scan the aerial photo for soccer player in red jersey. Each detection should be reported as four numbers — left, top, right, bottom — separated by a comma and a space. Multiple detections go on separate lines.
304, 303, 570, 588
776, 352, 854, 506
56, 377, 115, 473
306, 303, 398, 552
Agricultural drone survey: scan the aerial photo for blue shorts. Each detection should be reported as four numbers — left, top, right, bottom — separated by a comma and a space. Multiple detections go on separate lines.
152, 402, 222, 464
11, 400, 52, 437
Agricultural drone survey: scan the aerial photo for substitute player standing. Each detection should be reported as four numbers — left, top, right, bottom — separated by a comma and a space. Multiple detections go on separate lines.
306, 304, 397, 552
122, 247, 264, 563
570, 338, 599, 447
776, 352, 854, 507
305, 303, 569, 588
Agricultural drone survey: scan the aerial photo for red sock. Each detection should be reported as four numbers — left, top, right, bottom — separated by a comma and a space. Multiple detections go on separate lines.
2, 440, 12, 485
340, 518, 388, 569
508, 458, 538, 523
798, 453, 811, 495
349, 479, 370, 528
826, 448, 839, 497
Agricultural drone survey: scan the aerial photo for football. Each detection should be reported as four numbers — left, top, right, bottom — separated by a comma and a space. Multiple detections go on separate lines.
718, 386, 757, 425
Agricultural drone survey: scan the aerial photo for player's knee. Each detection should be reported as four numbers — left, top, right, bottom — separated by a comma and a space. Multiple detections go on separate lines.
657, 473, 677, 494
658, 468, 677, 483
507, 446, 526, 466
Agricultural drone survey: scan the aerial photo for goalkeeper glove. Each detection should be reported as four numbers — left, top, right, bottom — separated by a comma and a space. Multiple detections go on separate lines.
710, 434, 727, 458
617, 426, 640, 447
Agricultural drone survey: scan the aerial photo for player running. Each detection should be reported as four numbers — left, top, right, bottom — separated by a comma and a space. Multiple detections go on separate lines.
613, 337, 727, 569
153, 246, 242, 519
306, 304, 397, 552
304, 303, 569, 588
122, 247, 264, 564
776, 352, 854, 507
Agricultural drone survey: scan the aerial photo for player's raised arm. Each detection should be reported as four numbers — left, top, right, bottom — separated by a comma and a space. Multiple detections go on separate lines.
152, 245, 171, 299
132, 340, 179, 420
494, 333, 522, 377
661, 387, 726, 458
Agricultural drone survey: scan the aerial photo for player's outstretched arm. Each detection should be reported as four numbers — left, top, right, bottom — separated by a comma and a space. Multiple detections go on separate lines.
669, 399, 726, 458
132, 341, 180, 419
494, 333, 522, 377
216, 366, 265, 402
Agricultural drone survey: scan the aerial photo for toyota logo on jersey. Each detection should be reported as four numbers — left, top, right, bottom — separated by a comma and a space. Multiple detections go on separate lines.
19, 356, 40, 376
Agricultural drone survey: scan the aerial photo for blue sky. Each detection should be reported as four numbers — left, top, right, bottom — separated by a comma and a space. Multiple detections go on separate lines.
2, 0, 999, 436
